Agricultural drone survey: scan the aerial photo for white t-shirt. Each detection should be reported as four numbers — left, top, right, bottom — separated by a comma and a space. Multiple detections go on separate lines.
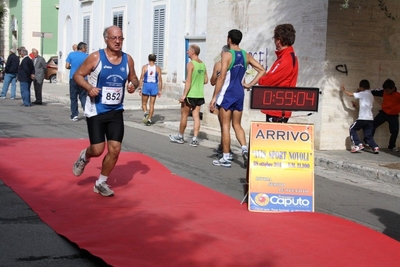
353, 90, 374, 120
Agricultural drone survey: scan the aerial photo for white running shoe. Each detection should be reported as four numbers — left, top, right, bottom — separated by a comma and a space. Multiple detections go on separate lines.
142, 114, 149, 124
93, 182, 114, 197
212, 157, 231, 167
73, 149, 89, 176
190, 139, 198, 147
350, 146, 362, 153
169, 134, 184, 144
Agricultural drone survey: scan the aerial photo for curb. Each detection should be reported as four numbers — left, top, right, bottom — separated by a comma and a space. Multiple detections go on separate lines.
315, 156, 400, 186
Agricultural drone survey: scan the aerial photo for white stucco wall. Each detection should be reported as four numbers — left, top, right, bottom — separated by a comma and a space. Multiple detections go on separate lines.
57, 0, 207, 86
21, 0, 42, 55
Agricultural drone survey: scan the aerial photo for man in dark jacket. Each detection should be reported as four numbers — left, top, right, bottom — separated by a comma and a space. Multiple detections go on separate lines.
31, 48, 47, 104
0, 49, 20, 99
18, 48, 35, 106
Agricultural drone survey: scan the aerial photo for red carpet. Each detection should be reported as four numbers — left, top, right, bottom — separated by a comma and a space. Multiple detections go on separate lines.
1, 138, 400, 267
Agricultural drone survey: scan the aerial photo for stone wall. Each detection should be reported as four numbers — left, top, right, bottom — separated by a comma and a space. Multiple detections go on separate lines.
204, 0, 329, 149
202, 0, 400, 150
324, 0, 400, 150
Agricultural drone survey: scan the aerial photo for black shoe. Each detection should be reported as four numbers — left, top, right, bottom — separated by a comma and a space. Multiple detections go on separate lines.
33, 101, 42, 105
242, 151, 249, 167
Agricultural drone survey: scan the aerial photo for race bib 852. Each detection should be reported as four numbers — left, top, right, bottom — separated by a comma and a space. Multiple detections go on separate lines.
101, 87, 123, 105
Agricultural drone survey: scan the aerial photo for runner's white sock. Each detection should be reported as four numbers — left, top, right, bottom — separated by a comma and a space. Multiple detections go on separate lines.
97, 174, 108, 186
223, 153, 230, 161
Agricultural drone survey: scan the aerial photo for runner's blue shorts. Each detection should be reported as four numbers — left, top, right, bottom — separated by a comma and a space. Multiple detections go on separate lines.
217, 96, 244, 111
142, 83, 158, 96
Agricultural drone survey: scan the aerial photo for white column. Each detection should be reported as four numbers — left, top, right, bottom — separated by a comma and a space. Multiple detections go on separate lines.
21, 0, 41, 53
3, 0, 11, 57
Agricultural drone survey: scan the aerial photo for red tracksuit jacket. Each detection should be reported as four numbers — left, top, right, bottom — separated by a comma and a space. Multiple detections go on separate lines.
258, 46, 299, 118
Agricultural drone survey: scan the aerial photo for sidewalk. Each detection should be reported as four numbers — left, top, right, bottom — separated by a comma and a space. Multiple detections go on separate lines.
40, 82, 400, 187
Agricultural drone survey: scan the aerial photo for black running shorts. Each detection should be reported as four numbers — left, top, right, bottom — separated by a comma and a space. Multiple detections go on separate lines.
185, 97, 205, 107
87, 109, 124, 144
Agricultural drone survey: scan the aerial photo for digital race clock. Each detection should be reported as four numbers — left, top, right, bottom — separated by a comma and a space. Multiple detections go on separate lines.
250, 86, 320, 112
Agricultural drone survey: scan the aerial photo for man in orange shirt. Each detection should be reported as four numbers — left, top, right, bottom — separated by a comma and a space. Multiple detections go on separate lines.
371, 79, 400, 151
258, 24, 299, 122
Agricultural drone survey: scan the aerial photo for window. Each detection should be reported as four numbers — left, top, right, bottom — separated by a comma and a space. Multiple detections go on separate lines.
153, 5, 165, 69
113, 12, 123, 30
83, 16, 90, 53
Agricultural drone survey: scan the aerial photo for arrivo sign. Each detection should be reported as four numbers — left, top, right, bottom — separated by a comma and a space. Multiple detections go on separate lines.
250, 86, 320, 112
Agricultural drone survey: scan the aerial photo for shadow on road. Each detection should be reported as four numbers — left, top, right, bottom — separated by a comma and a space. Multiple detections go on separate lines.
370, 208, 400, 241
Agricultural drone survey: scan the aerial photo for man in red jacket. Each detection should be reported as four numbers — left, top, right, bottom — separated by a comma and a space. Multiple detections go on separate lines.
258, 23, 299, 122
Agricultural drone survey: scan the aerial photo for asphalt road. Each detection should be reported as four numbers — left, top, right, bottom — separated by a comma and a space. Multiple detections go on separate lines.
1, 97, 399, 266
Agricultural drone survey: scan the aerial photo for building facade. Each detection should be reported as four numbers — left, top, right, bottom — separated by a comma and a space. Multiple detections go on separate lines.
57, 0, 400, 150
2, 0, 59, 60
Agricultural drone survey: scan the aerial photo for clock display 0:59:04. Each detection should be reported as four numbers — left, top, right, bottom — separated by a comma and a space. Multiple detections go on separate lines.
250, 86, 320, 112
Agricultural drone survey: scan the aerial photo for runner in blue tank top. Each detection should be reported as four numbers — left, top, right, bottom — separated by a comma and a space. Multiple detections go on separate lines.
84, 48, 129, 117
138, 53, 163, 126
72, 26, 140, 197
216, 49, 248, 105
209, 29, 265, 168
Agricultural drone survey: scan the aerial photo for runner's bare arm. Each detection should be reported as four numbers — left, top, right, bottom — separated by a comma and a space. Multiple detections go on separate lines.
209, 51, 231, 111
127, 54, 139, 94
210, 62, 221, 86
157, 66, 163, 95
243, 53, 266, 89
204, 68, 209, 85
180, 62, 194, 102
138, 65, 146, 88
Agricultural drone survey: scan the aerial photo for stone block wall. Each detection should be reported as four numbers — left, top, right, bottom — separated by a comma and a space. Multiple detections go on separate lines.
203, 0, 400, 150
324, 0, 400, 150
204, 0, 329, 149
